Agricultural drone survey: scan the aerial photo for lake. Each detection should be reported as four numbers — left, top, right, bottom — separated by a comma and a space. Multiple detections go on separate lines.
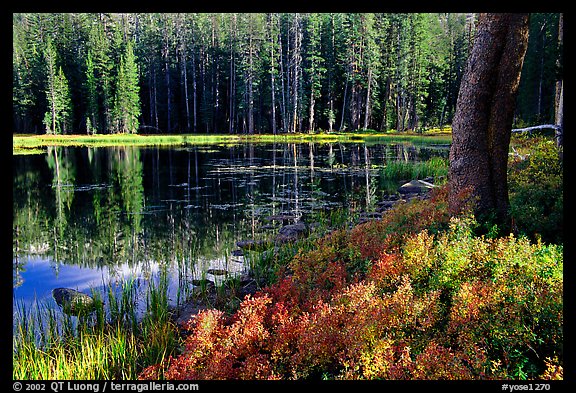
13, 141, 449, 315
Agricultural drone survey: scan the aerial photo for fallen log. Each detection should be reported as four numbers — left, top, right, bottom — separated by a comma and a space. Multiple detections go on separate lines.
511, 124, 561, 133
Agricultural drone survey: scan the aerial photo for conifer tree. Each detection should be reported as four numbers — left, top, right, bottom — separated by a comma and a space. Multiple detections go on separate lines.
112, 40, 141, 133
43, 38, 73, 134
85, 50, 99, 134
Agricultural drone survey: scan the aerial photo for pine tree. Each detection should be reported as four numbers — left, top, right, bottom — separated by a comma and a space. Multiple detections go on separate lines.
304, 13, 326, 133
43, 38, 73, 134
88, 19, 114, 132
112, 40, 141, 133
85, 50, 99, 134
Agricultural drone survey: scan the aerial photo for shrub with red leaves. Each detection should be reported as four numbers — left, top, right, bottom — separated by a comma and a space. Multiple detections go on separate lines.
138, 185, 562, 380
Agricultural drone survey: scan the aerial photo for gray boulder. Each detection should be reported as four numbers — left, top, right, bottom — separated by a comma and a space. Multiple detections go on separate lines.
52, 288, 97, 316
397, 179, 435, 194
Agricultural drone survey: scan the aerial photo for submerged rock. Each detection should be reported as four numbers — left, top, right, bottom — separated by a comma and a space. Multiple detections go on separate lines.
264, 214, 298, 223
397, 179, 435, 194
231, 249, 244, 257
275, 222, 308, 244
236, 239, 273, 251
358, 212, 383, 224
206, 268, 228, 276
376, 200, 397, 212
52, 288, 97, 316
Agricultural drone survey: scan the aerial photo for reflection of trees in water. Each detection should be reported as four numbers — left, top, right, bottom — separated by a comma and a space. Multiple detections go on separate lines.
46, 146, 76, 247
13, 143, 448, 279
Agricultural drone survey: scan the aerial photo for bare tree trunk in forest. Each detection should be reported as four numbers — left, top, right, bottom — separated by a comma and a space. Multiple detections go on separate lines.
182, 47, 191, 132
278, 18, 287, 132
229, 14, 236, 134
191, 48, 197, 133
448, 13, 530, 231
380, 77, 390, 131
268, 14, 278, 135
165, 58, 171, 132
212, 17, 219, 133
291, 14, 302, 133
339, 68, 349, 131
555, 13, 563, 148
328, 15, 335, 132
309, 88, 315, 133
350, 83, 359, 130
248, 27, 255, 135
162, 17, 172, 133
271, 48, 277, 134
363, 68, 372, 130
153, 68, 159, 129
148, 63, 154, 127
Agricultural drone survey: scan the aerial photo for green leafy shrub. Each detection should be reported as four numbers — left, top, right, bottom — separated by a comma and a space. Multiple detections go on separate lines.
139, 203, 562, 380
508, 137, 563, 244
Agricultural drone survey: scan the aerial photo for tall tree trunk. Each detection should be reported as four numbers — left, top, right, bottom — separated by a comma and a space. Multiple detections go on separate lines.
182, 48, 191, 132
309, 89, 315, 133
162, 16, 172, 133
229, 14, 236, 134
278, 17, 287, 133
165, 58, 171, 132
554, 13, 563, 148
191, 47, 197, 133
291, 14, 302, 133
248, 27, 255, 135
212, 17, 219, 133
268, 14, 278, 135
327, 14, 335, 132
350, 83, 359, 130
148, 62, 154, 128
152, 68, 159, 129
448, 13, 530, 231
363, 68, 373, 130
271, 60, 277, 134
339, 68, 349, 131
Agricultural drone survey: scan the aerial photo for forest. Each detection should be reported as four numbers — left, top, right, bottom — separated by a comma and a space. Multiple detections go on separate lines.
13, 13, 561, 135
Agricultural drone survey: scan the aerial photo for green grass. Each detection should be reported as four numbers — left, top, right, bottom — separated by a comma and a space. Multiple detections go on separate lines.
13, 275, 180, 380
380, 156, 449, 181
13, 130, 452, 154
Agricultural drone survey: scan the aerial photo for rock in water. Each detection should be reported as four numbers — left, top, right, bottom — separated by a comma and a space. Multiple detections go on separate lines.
397, 179, 435, 194
52, 288, 97, 316
275, 222, 308, 244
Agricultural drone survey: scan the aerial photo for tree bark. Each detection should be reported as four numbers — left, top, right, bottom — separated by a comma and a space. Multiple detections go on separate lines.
554, 13, 563, 148
182, 46, 191, 132
278, 16, 287, 132
291, 14, 302, 133
363, 68, 372, 130
448, 13, 530, 231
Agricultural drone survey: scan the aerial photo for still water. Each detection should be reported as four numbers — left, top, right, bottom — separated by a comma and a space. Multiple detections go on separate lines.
13, 142, 448, 313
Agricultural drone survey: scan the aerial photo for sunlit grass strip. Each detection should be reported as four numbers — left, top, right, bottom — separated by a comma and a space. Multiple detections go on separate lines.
12, 276, 180, 380
13, 131, 452, 153
381, 156, 449, 180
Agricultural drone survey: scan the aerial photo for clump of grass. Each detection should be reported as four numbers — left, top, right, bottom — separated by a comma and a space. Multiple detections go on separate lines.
380, 156, 448, 181
13, 274, 180, 380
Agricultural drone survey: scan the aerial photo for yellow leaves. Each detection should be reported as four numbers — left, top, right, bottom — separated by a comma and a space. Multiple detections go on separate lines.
402, 229, 436, 279
541, 357, 563, 380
